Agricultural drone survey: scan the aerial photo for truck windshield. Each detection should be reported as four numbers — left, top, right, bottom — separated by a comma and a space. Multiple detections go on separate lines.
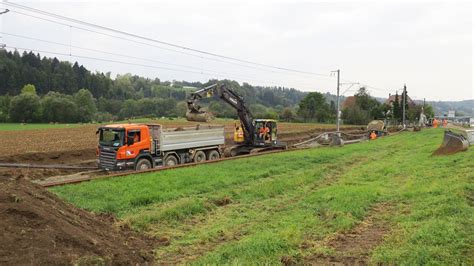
99, 128, 124, 147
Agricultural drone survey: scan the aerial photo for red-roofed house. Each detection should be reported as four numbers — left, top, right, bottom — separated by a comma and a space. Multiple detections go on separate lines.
386, 93, 416, 107
341, 96, 356, 109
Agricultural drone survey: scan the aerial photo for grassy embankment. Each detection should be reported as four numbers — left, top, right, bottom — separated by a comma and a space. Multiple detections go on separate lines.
51, 128, 473, 264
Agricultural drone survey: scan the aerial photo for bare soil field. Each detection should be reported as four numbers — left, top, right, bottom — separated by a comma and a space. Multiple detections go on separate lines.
0, 121, 364, 180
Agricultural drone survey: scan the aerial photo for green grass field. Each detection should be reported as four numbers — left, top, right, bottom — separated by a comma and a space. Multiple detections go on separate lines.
51, 129, 473, 264
0, 118, 359, 131
0, 123, 82, 131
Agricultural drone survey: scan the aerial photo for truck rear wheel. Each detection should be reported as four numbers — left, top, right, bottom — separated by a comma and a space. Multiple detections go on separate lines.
193, 151, 206, 163
207, 150, 220, 161
164, 155, 178, 167
136, 158, 152, 170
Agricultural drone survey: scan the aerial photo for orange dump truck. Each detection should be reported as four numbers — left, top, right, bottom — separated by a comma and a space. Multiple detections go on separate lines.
97, 123, 225, 171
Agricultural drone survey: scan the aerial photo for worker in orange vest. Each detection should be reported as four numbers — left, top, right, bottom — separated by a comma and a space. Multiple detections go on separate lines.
433, 118, 439, 128
442, 119, 447, 127
370, 131, 377, 140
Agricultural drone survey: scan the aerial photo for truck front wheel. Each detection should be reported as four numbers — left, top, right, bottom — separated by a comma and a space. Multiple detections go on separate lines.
136, 158, 152, 170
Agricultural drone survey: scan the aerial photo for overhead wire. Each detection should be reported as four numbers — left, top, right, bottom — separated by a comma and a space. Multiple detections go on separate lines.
1, 31, 261, 80
5, 45, 323, 91
3, 1, 334, 79
7, 8, 339, 83
2, 2, 398, 96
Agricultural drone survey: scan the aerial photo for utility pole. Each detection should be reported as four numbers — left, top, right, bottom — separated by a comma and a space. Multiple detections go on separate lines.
331, 70, 341, 132
402, 84, 407, 128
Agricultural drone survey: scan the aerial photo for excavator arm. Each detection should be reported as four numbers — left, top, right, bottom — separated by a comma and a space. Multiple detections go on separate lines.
186, 83, 255, 144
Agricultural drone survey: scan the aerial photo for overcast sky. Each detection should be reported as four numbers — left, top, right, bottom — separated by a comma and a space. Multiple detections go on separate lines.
1, 0, 472, 101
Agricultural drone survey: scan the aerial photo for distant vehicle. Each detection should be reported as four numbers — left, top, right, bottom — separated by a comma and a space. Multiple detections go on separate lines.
96, 123, 225, 171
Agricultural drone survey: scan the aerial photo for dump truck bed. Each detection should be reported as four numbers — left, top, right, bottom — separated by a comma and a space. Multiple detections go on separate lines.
160, 126, 225, 152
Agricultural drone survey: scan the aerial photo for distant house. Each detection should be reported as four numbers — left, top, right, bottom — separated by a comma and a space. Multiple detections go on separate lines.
385, 93, 416, 107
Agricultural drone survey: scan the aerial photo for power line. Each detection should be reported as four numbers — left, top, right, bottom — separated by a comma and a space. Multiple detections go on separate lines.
3, 1, 334, 78
1, 32, 334, 88
8, 9, 336, 82
2, 2, 398, 96
5, 45, 322, 91
1, 31, 260, 80
2, 33, 326, 89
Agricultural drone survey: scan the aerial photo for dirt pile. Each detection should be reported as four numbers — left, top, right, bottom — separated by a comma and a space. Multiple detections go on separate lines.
0, 149, 97, 180
0, 177, 155, 265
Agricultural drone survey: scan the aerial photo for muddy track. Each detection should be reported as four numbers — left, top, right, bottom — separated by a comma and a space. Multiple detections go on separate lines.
302, 202, 394, 265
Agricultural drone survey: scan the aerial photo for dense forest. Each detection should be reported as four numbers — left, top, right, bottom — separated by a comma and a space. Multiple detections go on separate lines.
0, 50, 309, 123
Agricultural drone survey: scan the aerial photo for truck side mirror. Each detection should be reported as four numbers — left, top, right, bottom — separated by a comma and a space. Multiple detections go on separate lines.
127, 136, 134, 146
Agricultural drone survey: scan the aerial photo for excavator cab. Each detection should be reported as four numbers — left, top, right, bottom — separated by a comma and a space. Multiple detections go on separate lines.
253, 119, 278, 146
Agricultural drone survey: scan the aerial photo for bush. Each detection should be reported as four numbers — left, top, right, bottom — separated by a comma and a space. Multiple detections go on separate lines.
74, 89, 97, 122
41, 92, 79, 123
9, 93, 41, 122
95, 112, 115, 123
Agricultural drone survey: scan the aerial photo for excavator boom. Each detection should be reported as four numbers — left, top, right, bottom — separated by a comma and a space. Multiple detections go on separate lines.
186, 83, 255, 144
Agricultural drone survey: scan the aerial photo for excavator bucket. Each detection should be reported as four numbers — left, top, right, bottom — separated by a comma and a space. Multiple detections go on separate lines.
432, 130, 469, 156
186, 111, 214, 122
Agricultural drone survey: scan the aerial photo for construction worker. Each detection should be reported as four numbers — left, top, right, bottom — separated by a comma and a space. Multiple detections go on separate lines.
259, 123, 270, 140
133, 132, 140, 143
264, 124, 270, 140
442, 119, 448, 127
433, 118, 439, 128
370, 131, 377, 140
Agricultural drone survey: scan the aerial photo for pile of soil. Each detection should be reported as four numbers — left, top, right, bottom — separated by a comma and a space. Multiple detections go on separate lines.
0, 148, 97, 165
0, 177, 155, 265
0, 149, 97, 181
0, 168, 80, 180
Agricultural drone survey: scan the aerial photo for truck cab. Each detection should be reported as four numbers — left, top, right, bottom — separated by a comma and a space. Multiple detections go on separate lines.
97, 124, 153, 171
97, 123, 225, 171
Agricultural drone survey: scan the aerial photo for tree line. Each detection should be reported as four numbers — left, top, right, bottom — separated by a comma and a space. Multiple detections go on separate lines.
0, 50, 309, 123
0, 50, 433, 125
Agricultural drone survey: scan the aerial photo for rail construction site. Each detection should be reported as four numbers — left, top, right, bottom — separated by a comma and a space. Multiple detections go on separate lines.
1, 119, 472, 264
1, 1, 472, 265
